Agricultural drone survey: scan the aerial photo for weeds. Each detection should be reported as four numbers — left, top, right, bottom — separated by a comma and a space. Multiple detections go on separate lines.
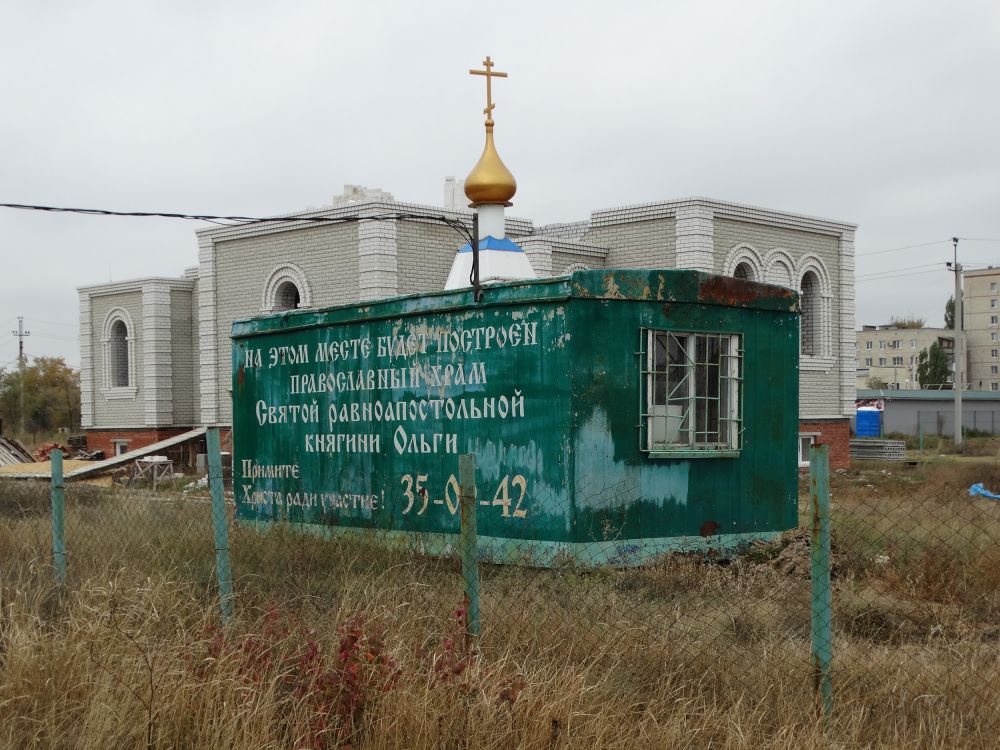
2, 459, 1000, 748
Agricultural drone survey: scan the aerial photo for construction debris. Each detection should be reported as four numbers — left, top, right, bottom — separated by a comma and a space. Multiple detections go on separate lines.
34, 442, 71, 461
0, 436, 34, 467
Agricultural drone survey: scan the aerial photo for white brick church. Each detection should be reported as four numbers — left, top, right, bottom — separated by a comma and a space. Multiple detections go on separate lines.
78, 182, 856, 467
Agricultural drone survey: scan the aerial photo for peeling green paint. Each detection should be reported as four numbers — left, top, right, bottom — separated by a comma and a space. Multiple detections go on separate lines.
231, 270, 799, 567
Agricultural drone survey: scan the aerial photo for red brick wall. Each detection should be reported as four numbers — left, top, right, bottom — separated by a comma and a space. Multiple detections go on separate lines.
800, 418, 850, 469
84, 426, 230, 468
85, 427, 195, 460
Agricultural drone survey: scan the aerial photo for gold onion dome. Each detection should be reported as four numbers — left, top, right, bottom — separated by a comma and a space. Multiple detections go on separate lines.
464, 125, 517, 206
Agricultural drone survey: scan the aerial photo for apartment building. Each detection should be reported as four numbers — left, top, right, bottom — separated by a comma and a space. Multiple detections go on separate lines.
964, 268, 1000, 392
855, 324, 955, 390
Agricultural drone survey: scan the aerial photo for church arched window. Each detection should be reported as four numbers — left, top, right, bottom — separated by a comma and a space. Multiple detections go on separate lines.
796, 255, 832, 359
723, 244, 762, 282
762, 249, 795, 288
109, 319, 129, 386
102, 307, 137, 397
262, 263, 312, 312
800, 271, 821, 356
733, 262, 754, 281
274, 280, 301, 311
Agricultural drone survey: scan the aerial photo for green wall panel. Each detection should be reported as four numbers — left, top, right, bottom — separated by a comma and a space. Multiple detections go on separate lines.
231, 270, 799, 566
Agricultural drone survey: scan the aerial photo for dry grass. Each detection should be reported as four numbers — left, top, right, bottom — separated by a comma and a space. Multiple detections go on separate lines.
2, 461, 999, 749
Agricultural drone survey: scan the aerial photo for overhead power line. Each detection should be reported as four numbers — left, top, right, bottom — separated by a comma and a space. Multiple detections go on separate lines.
0, 200, 485, 294
856, 239, 951, 258
855, 262, 946, 280
0, 201, 476, 243
856, 269, 948, 283
30, 317, 78, 329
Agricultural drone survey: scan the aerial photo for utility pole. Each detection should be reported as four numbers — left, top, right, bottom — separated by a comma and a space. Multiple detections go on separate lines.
951, 238, 963, 446
11, 316, 30, 437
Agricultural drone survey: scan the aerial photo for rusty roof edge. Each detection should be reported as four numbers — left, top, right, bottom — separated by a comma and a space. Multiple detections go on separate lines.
232, 276, 575, 338
569, 270, 799, 312
232, 269, 798, 339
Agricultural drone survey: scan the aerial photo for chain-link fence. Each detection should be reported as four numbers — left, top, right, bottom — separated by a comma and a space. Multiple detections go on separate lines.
2, 440, 1000, 747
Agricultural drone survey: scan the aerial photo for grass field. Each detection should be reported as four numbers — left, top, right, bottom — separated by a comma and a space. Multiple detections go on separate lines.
2, 458, 999, 749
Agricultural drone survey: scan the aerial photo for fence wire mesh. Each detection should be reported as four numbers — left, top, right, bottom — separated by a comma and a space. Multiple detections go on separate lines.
2, 444, 1000, 748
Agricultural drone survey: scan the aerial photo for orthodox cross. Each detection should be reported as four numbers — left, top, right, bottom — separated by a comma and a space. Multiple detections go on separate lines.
469, 56, 507, 126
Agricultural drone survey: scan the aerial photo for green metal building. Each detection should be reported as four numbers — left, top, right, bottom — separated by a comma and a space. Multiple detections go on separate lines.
231, 269, 799, 566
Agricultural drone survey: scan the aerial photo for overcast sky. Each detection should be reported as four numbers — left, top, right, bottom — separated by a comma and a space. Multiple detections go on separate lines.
1, 0, 998, 369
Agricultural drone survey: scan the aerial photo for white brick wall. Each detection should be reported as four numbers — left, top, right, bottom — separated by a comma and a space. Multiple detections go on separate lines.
585, 218, 677, 269
198, 234, 220, 425
712, 216, 846, 418
77, 194, 856, 430
90, 290, 144, 426
79, 292, 94, 428
212, 223, 360, 423
839, 231, 856, 415
171, 287, 197, 425
397, 219, 467, 295
358, 213, 398, 301
674, 205, 714, 271
520, 239, 553, 276
142, 283, 173, 426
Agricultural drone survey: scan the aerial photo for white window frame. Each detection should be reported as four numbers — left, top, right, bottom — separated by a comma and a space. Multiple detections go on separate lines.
261, 263, 312, 312
641, 329, 743, 457
762, 248, 796, 289
865, 341, 873, 350
101, 307, 137, 400
796, 255, 834, 370
723, 243, 764, 282
798, 432, 819, 468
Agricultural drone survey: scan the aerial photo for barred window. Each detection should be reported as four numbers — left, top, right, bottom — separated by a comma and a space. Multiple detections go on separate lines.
641, 330, 742, 454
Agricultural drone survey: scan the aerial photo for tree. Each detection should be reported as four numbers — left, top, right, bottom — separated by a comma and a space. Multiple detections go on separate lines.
945, 294, 964, 329
0, 357, 80, 441
887, 315, 925, 329
916, 343, 951, 389
865, 376, 889, 389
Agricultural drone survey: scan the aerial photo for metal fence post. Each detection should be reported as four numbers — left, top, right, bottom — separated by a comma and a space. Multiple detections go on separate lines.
459, 453, 481, 639
50, 448, 67, 589
809, 443, 833, 727
207, 427, 234, 624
